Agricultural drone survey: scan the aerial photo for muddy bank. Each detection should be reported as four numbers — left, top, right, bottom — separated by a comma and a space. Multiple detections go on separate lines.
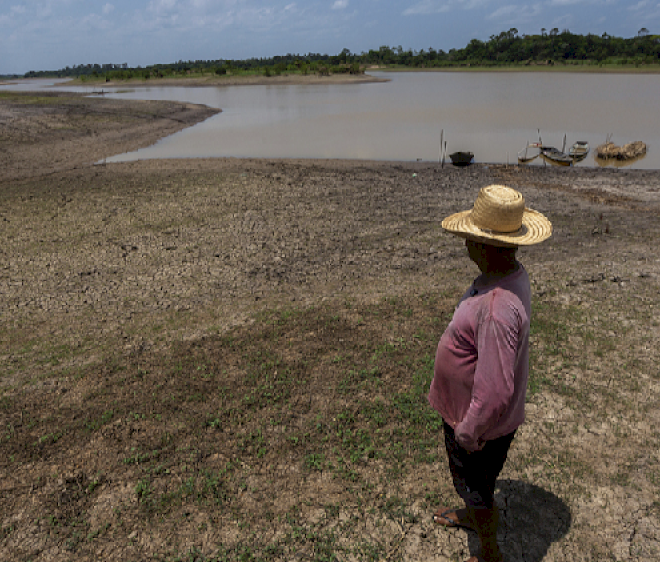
0, 91, 219, 183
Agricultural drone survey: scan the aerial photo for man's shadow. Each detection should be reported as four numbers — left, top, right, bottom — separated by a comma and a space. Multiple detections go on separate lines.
467, 479, 572, 562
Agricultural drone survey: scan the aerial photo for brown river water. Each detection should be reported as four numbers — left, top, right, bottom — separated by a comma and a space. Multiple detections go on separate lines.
4, 72, 659, 168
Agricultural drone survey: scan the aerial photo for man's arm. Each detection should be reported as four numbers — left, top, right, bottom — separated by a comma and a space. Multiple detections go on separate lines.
454, 305, 519, 451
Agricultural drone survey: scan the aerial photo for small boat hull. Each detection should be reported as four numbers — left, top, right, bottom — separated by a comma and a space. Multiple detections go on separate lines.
449, 151, 474, 167
518, 142, 542, 164
568, 141, 590, 162
540, 147, 573, 166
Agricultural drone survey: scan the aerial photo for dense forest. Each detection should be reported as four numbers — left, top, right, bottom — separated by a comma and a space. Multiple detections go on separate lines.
16, 28, 660, 81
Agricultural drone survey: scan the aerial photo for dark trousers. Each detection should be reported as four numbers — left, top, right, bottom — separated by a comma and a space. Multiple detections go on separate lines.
443, 421, 516, 509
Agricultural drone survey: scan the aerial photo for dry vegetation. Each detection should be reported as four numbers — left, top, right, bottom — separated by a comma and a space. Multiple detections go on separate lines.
1, 92, 659, 562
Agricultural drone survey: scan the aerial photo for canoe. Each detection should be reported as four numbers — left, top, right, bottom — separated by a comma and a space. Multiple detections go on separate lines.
517, 142, 542, 164
449, 151, 474, 167
568, 141, 590, 162
540, 146, 573, 166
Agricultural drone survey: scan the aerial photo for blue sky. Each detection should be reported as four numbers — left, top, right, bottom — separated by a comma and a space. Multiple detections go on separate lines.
1, 0, 657, 74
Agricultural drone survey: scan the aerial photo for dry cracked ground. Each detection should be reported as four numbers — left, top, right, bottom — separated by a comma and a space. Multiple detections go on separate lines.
1, 91, 659, 562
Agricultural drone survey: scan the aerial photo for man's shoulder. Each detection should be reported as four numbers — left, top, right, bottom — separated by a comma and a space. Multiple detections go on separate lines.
483, 284, 529, 325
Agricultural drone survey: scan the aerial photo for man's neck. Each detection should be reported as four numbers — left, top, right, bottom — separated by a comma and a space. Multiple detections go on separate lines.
475, 260, 520, 287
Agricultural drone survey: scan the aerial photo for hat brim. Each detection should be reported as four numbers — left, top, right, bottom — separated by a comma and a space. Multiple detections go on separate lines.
442, 207, 552, 247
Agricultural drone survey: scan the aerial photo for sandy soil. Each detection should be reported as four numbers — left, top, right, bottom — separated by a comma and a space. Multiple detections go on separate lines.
1, 92, 659, 562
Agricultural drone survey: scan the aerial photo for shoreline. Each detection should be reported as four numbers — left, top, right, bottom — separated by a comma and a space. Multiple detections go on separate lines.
6, 62, 660, 89
62, 72, 390, 89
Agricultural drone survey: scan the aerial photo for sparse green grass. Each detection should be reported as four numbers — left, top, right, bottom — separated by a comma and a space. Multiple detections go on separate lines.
2, 135, 659, 560
1, 296, 456, 559
3, 272, 660, 560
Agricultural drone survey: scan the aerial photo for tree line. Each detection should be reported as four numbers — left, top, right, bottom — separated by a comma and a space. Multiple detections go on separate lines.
18, 28, 660, 80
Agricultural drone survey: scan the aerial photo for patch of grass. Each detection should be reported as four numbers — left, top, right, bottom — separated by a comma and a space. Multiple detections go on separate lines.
338, 366, 382, 393
35, 430, 64, 446
3, 281, 657, 560
85, 409, 115, 431
135, 478, 153, 505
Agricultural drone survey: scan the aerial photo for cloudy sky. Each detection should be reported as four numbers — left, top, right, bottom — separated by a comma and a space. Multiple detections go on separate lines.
1, 0, 656, 75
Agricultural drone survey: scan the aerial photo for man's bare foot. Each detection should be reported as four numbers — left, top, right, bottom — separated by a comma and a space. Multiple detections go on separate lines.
433, 507, 476, 531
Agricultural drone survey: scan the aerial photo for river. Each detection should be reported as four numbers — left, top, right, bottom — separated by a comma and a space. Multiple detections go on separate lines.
3, 71, 658, 168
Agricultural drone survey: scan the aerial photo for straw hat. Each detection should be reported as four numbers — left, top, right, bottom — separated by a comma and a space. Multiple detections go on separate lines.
441, 185, 552, 247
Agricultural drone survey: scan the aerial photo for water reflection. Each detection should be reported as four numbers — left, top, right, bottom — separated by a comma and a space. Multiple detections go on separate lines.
595, 153, 648, 168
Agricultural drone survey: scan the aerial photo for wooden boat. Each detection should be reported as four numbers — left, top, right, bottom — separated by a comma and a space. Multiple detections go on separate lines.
568, 141, 590, 162
540, 146, 573, 166
449, 151, 474, 167
517, 142, 542, 164
596, 140, 646, 161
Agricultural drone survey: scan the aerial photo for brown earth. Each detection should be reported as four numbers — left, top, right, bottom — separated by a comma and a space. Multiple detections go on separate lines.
1, 92, 659, 562
0, 91, 219, 183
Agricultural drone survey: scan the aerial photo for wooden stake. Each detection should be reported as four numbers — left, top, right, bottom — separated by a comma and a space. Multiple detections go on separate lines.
439, 129, 443, 164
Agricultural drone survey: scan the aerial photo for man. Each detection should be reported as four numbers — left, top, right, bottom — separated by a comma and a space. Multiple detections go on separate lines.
428, 185, 552, 562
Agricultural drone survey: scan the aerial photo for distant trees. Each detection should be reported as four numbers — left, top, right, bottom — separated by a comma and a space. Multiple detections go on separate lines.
24, 29, 660, 80
417, 28, 660, 67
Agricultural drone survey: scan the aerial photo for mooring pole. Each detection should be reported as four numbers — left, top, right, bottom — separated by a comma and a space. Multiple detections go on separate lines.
439, 129, 443, 164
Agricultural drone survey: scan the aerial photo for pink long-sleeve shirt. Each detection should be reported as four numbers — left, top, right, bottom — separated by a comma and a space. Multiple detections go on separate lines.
428, 265, 531, 451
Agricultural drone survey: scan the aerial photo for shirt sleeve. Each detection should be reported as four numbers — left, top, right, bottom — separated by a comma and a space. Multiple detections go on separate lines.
454, 292, 519, 451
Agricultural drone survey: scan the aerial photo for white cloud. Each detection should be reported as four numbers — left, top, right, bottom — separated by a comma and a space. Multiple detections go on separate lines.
80, 12, 114, 31
148, 0, 177, 13
402, 0, 488, 16
102, 3, 114, 15
332, 0, 349, 9
487, 3, 542, 24
403, 1, 450, 16
486, 4, 516, 19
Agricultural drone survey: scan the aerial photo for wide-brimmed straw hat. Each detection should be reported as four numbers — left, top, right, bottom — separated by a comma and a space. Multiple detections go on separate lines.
441, 184, 552, 247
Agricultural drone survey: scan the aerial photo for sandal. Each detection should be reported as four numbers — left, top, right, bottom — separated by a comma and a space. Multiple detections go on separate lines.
433, 508, 476, 532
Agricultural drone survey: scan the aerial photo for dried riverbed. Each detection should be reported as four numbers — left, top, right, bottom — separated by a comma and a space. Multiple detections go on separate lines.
1, 92, 659, 562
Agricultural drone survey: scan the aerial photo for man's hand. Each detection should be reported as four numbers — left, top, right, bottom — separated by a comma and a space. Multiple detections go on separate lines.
454, 424, 485, 453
